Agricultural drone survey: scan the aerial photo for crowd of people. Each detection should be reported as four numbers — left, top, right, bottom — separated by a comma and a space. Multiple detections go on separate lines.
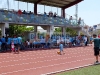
0, 34, 92, 53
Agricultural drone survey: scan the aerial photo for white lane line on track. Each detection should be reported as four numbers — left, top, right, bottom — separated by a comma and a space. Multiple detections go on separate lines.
41, 64, 93, 75
0, 47, 93, 56
0, 53, 93, 64
0, 50, 93, 58
0, 54, 94, 68
0, 50, 93, 60
0, 58, 94, 75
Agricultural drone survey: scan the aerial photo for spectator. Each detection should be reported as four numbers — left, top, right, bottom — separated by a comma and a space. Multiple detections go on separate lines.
18, 9, 22, 16
54, 12, 57, 18
23, 10, 26, 14
43, 12, 47, 19
1, 36, 6, 52
69, 16, 72, 20
29, 11, 32, 15
78, 17, 81, 25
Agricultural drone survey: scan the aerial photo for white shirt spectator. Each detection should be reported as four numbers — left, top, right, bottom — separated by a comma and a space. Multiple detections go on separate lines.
84, 36, 87, 42
66, 38, 70, 43
27, 41, 30, 45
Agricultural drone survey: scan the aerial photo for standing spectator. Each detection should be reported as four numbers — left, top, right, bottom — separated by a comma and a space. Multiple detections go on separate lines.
1, 36, 6, 52
90, 36, 93, 46
93, 34, 100, 64
13, 36, 19, 53
7, 36, 12, 51
84, 36, 88, 46
0, 39, 2, 52
26, 39, 30, 48
18, 36, 22, 50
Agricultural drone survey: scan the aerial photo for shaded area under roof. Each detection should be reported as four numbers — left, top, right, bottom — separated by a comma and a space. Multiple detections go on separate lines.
15, 0, 83, 9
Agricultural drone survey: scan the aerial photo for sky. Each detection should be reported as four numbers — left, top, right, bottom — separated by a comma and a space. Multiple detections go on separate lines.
0, 0, 100, 26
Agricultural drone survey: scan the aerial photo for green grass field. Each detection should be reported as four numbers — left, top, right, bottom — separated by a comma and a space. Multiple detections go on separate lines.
56, 65, 100, 75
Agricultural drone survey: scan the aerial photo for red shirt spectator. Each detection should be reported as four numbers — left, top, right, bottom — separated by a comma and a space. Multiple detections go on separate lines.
98, 35, 100, 38
18, 9, 22, 15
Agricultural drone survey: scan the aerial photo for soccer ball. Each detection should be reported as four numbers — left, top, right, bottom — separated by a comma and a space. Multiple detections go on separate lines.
57, 51, 61, 54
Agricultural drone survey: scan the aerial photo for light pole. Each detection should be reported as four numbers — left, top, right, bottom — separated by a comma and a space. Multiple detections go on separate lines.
75, 4, 78, 25
7, 0, 9, 10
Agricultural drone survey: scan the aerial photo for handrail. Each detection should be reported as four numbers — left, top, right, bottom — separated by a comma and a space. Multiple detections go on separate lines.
0, 10, 84, 26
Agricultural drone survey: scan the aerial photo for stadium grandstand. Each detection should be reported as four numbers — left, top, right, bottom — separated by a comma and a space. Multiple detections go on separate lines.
0, 0, 90, 51
0, 0, 84, 36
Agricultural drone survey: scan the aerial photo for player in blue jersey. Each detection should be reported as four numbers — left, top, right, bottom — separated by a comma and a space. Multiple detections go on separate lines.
59, 41, 65, 55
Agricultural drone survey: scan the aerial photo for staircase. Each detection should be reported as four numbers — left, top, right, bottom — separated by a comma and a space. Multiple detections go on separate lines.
81, 26, 91, 36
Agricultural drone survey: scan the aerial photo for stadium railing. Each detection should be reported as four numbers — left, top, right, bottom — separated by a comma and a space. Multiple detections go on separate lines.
0, 10, 84, 26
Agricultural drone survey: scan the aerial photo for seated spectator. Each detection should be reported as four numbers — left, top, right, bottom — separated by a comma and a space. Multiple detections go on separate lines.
18, 9, 22, 16
44, 12, 47, 17
49, 11, 53, 17
43, 12, 47, 19
69, 16, 72, 24
78, 17, 81, 25
30, 13, 34, 19
40, 37, 46, 48
69, 16, 72, 20
49, 11, 51, 17
23, 10, 26, 14
51, 12, 53, 17
29, 11, 32, 15
54, 12, 57, 18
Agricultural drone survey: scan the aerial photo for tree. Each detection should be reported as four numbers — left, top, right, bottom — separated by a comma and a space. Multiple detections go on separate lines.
66, 28, 77, 36
54, 27, 61, 32
9, 25, 34, 36
54, 27, 77, 36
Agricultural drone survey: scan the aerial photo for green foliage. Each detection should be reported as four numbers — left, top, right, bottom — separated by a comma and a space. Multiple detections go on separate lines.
54, 27, 77, 36
66, 28, 77, 36
54, 28, 62, 32
9, 25, 34, 36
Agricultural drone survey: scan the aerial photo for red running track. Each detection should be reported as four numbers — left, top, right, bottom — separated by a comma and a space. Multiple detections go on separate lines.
0, 46, 98, 75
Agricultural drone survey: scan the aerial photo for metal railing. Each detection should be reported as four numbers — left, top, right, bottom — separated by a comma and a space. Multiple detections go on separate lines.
0, 10, 84, 26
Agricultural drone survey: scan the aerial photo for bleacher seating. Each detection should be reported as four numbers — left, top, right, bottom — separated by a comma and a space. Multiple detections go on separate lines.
0, 9, 84, 26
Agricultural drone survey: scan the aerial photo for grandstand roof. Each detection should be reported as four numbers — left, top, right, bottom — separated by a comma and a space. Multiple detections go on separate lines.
16, 0, 83, 9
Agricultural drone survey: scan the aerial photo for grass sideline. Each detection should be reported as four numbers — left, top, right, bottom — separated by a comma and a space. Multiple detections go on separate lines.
56, 65, 100, 75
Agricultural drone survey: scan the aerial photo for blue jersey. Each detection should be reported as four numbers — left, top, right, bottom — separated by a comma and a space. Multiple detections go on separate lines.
1, 38, 6, 43
0, 42, 2, 46
13, 38, 18, 44
59, 44, 63, 51
90, 37, 93, 41
18, 37, 22, 44
7, 38, 12, 44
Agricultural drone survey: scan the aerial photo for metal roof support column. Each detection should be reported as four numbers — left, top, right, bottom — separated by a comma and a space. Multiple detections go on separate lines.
61, 8, 66, 35
61, 8, 65, 18
34, 3, 37, 14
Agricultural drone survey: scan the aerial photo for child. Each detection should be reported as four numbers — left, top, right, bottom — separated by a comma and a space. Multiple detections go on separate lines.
59, 42, 65, 55
80, 40, 85, 47
11, 40, 15, 53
